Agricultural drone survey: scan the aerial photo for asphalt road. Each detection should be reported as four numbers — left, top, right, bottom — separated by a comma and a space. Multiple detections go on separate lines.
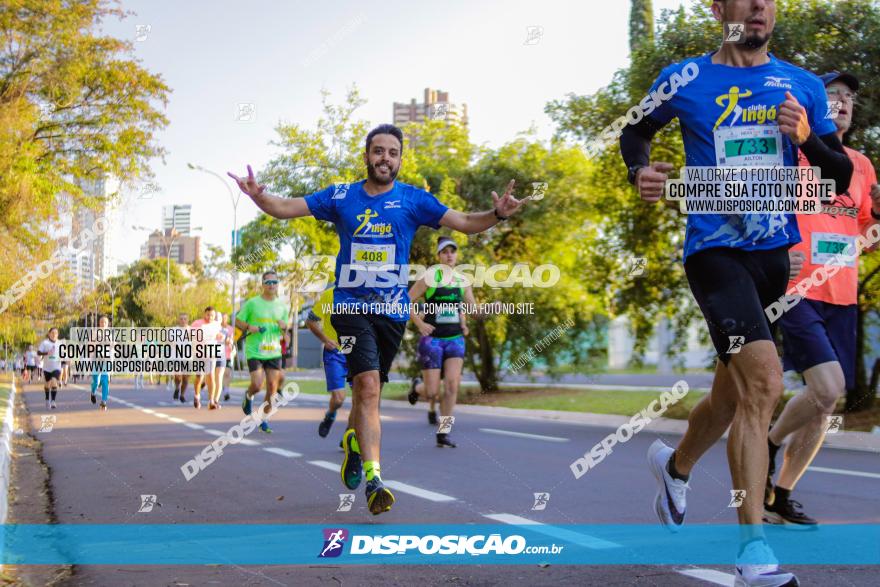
14, 378, 879, 586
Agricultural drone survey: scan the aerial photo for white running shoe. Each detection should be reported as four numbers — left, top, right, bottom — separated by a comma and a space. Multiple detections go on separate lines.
734, 539, 798, 586
647, 439, 688, 532
50, 400, 57, 409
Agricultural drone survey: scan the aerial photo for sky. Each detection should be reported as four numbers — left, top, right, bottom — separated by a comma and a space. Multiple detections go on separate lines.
103, 0, 690, 268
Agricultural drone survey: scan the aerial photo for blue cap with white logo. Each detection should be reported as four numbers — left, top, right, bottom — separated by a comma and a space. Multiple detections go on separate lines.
820, 71, 859, 91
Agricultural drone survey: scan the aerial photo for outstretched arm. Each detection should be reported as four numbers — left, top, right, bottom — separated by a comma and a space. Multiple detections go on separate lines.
439, 180, 527, 234
228, 165, 311, 220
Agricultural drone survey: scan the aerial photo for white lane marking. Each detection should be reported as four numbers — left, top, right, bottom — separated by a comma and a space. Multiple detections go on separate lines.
239, 438, 261, 447
479, 428, 569, 443
383, 480, 456, 502
305, 461, 456, 502
808, 465, 880, 479
677, 569, 735, 586
308, 460, 341, 472
154, 413, 170, 419
184, 423, 205, 430
203, 429, 227, 436
264, 447, 302, 458
141, 408, 156, 414
168, 417, 185, 424
482, 513, 620, 549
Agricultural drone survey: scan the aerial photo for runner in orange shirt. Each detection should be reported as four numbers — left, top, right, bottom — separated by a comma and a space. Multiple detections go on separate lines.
765, 71, 880, 526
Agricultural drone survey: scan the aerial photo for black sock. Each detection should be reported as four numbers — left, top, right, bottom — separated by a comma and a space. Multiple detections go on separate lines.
768, 437, 781, 460
45, 389, 50, 401
51, 390, 57, 401
667, 451, 690, 483
774, 486, 791, 504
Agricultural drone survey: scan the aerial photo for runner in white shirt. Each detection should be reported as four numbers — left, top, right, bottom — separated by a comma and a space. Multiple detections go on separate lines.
191, 306, 222, 409
37, 328, 63, 409
221, 313, 236, 402
208, 312, 227, 409
24, 346, 37, 383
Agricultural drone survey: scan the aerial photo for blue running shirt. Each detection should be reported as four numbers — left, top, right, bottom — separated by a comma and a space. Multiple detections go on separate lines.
305, 180, 448, 321
646, 53, 836, 260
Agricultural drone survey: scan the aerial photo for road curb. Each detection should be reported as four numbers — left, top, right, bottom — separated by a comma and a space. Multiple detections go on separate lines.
0, 375, 17, 571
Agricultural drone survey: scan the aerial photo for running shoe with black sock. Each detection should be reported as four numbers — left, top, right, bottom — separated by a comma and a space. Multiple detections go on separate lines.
340, 428, 362, 490
90, 394, 97, 405
365, 478, 395, 516
647, 439, 688, 532
242, 392, 253, 416
764, 486, 817, 528
173, 385, 180, 401
408, 376, 421, 405
318, 411, 336, 438
224, 392, 231, 401
427, 410, 437, 425
436, 433, 456, 448
259, 421, 272, 434
735, 539, 799, 587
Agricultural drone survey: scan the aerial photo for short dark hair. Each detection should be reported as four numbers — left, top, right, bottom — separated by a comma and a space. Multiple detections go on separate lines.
262, 270, 277, 280
204, 306, 215, 313
365, 124, 404, 153
98, 314, 110, 324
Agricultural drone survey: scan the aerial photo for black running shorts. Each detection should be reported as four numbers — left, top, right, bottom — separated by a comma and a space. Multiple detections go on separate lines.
247, 357, 282, 372
330, 313, 406, 384
684, 245, 790, 364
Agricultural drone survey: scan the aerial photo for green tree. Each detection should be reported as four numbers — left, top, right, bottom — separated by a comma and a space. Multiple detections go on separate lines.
0, 0, 170, 252
112, 259, 186, 326
546, 0, 880, 408
629, 0, 654, 52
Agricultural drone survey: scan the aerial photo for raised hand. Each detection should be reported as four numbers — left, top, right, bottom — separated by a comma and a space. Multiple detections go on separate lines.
227, 164, 266, 199
492, 180, 527, 218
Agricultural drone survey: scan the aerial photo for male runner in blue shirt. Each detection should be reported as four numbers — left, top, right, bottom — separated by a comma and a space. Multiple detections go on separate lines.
621, 1, 853, 585
230, 124, 526, 515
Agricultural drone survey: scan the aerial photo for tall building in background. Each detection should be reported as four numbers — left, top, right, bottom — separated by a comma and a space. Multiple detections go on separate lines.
162, 204, 192, 235
56, 176, 120, 299
139, 228, 201, 265
393, 88, 468, 127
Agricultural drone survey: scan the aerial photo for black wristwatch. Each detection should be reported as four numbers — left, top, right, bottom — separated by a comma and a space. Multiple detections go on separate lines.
494, 208, 508, 221
627, 164, 646, 186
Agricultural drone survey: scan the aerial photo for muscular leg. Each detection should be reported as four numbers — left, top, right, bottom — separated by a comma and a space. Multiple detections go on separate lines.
440, 358, 463, 418
352, 370, 382, 462
423, 368, 441, 413
770, 361, 843, 491
329, 389, 345, 413
263, 368, 284, 416
673, 359, 739, 476
247, 369, 265, 400
725, 340, 785, 526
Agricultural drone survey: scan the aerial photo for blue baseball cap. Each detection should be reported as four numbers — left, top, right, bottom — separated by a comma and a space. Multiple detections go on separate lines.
820, 71, 859, 92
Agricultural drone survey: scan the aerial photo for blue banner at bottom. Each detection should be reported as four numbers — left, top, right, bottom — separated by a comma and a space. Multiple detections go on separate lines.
2, 524, 878, 565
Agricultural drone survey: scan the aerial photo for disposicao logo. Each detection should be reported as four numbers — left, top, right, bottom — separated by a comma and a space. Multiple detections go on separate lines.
319, 528, 348, 558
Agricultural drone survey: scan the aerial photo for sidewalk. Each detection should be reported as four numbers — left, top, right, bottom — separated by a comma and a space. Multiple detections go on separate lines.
275, 368, 717, 392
